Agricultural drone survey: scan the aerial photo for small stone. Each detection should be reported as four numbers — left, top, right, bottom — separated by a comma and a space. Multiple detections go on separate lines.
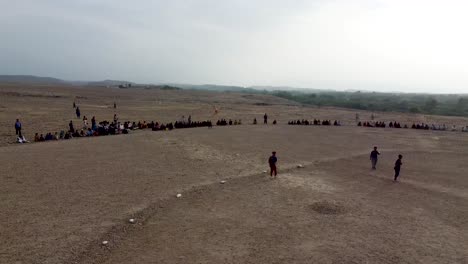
263, 170, 267, 173
176, 193, 182, 198
102, 240, 109, 246
297, 164, 304, 168
220, 180, 226, 184
129, 218, 136, 224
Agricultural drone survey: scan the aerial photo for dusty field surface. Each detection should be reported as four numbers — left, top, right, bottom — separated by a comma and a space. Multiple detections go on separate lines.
1, 83, 468, 263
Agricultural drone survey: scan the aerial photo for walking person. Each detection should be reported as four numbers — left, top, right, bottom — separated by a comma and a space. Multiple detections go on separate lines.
268, 151, 278, 178
264, 113, 268, 124
14, 119, 22, 137
370, 146, 380, 170
394, 155, 403, 182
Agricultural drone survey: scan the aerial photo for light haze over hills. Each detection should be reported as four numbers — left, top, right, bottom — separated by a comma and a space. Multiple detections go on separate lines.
1, 0, 468, 93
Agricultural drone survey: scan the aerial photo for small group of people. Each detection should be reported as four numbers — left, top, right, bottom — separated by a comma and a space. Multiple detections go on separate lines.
216, 119, 242, 126
370, 146, 403, 182
288, 119, 341, 126
266, 147, 404, 182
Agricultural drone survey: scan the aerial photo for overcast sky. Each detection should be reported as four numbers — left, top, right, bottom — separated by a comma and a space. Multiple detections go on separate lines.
1, 0, 468, 93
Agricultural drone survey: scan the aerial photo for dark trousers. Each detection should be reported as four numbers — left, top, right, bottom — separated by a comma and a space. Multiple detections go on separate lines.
15, 128, 21, 137
394, 168, 400, 180
270, 165, 277, 176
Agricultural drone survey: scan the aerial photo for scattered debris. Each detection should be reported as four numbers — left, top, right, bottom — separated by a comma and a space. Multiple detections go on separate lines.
220, 180, 226, 184
297, 164, 304, 168
129, 218, 136, 224
102, 241, 109, 246
263, 170, 267, 173
176, 193, 182, 198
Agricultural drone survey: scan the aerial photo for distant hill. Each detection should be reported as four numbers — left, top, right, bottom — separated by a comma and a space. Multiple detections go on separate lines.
173, 84, 250, 92
0, 75, 135, 87
85, 80, 135, 87
0, 75, 66, 85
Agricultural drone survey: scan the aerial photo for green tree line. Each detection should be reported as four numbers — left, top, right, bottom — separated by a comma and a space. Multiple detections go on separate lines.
269, 90, 468, 117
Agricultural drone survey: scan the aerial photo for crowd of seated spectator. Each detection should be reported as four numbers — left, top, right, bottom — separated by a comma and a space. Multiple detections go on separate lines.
358, 121, 388, 128
216, 119, 242, 126
288, 119, 341, 126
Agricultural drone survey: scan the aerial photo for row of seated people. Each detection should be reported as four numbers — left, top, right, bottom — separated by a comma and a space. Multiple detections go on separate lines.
217, 119, 242, 126
152, 120, 213, 131
411, 123, 439, 130
388, 122, 404, 128
289, 119, 341, 126
358, 121, 409, 128
174, 120, 213, 129
414, 124, 460, 131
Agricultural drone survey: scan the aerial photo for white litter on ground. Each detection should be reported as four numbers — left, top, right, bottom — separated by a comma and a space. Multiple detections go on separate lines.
220, 180, 226, 184
176, 193, 182, 198
129, 218, 136, 224
102, 241, 109, 246
297, 164, 304, 168
263, 170, 267, 173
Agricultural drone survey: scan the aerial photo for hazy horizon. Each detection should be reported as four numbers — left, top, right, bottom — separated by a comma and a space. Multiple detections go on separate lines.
1, 0, 468, 93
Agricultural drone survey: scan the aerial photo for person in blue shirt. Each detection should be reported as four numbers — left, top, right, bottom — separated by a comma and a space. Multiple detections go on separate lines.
268, 151, 278, 178
14, 119, 22, 137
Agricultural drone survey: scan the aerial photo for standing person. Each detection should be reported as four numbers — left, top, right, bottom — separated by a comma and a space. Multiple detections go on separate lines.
113, 113, 118, 124
264, 113, 268, 124
114, 102, 116, 109
83, 116, 88, 129
69, 120, 75, 133
14, 119, 22, 137
268, 151, 278, 178
91, 116, 96, 130
370, 146, 380, 170
76, 106, 81, 118
73, 101, 76, 108
394, 155, 403, 182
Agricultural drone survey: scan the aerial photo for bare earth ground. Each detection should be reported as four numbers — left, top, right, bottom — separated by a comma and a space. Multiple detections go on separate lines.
0, 84, 467, 264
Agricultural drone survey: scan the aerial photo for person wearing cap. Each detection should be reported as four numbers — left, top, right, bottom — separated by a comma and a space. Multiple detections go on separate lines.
268, 151, 278, 178
370, 146, 380, 170
394, 154, 403, 182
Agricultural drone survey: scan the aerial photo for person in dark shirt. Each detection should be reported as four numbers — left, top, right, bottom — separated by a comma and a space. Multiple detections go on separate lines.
394, 155, 403, 182
76, 107, 81, 118
370, 146, 380, 169
264, 113, 268, 124
268, 151, 278, 178
69, 120, 75, 133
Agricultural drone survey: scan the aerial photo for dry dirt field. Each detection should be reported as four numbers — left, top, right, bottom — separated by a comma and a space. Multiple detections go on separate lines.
1, 83, 467, 264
